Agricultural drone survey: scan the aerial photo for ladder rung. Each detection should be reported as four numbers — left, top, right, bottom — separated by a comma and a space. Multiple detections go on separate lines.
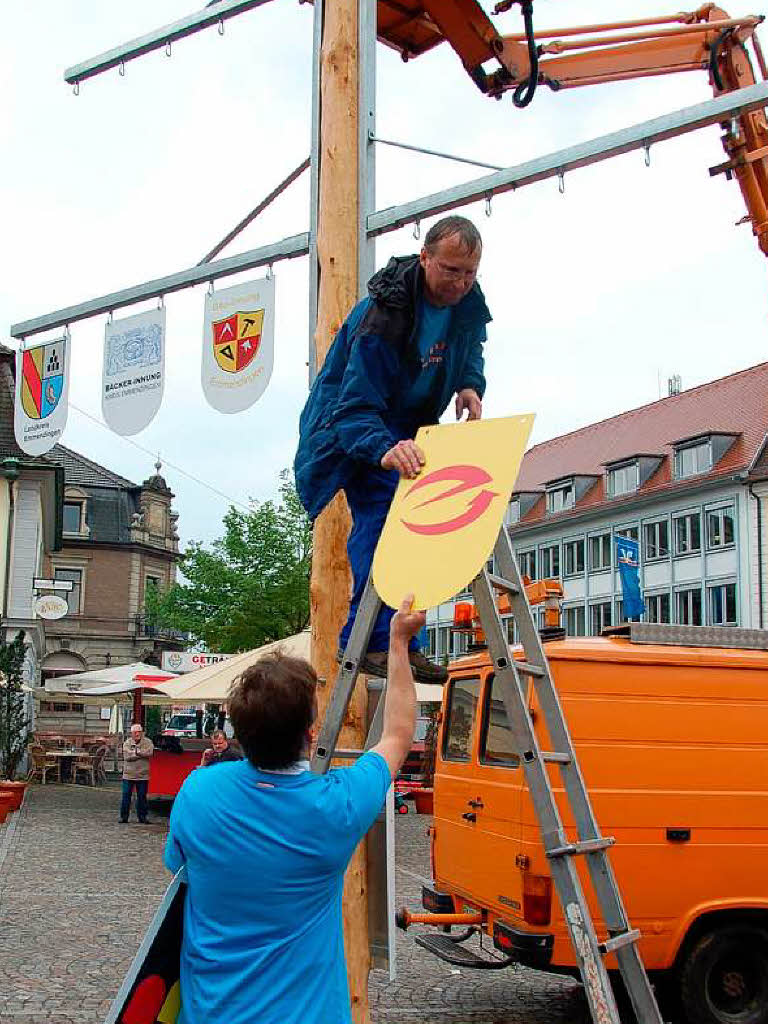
599, 929, 641, 955
540, 751, 571, 764
487, 573, 520, 595
515, 661, 545, 677
332, 748, 365, 759
547, 836, 615, 858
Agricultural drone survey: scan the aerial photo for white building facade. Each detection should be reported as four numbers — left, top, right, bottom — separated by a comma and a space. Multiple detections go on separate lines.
426, 363, 768, 657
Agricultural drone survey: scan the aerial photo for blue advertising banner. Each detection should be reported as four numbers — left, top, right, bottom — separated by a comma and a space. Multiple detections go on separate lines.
616, 535, 644, 619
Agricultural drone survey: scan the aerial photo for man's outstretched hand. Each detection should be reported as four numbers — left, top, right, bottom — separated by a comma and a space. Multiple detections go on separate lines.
381, 439, 425, 478
390, 594, 426, 646
455, 388, 482, 421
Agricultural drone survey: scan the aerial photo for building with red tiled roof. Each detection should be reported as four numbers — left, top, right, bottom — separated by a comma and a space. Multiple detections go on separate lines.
425, 363, 768, 659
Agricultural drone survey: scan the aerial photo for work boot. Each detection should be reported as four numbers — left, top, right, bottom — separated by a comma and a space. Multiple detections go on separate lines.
336, 649, 389, 678
408, 651, 448, 685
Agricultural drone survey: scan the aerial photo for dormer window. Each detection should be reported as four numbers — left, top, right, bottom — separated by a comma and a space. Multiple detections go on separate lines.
607, 462, 639, 497
675, 440, 711, 479
546, 481, 574, 514
505, 499, 520, 525
672, 433, 738, 480
62, 489, 90, 538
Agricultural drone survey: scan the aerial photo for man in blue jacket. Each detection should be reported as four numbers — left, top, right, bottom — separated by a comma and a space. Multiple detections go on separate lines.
295, 216, 490, 682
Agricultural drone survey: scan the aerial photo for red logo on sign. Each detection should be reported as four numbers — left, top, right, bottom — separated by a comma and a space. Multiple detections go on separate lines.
400, 465, 498, 536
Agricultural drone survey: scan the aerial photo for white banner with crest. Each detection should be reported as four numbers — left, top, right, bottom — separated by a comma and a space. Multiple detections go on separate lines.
102, 308, 165, 435
14, 334, 70, 456
201, 277, 275, 414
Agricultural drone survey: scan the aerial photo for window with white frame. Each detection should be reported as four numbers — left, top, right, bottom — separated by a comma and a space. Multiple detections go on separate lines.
706, 505, 735, 549
564, 605, 586, 636
674, 513, 702, 555
644, 520, 669, 560
616, 525, 639, 542
564, 538, 585, 576
505, 500, 520, 525
615, 598, 625, 623
54, 567, 83, 615
708, 582, 737, 626
608, 462, 639, 498
675, 441, 711, 479
589, 601, 612, 635
546, 482, 574, 514
518, 550, 536, 580
646, 592, 671, 623
539, 544, 560, 578
589, 533, 612, 572
62, 501, 86, 535
425, 627, 436, 657
502, 616, 516, 645
676, 587, 703, 625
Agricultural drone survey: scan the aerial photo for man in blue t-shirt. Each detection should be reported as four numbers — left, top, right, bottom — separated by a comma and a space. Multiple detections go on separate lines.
294, 215, 490, 685
164, 595, 425, 1024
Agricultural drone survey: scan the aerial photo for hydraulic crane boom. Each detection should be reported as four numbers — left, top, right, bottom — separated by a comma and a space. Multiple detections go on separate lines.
380, 1, 768, 254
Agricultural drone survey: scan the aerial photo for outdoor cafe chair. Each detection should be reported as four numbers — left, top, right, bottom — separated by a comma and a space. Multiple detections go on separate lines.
73, 751, 96, 787
27, 745, 60, 785
92, 745, 109, 785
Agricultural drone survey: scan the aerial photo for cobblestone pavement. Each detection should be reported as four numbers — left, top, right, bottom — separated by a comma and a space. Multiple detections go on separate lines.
0, 785, 589, 1024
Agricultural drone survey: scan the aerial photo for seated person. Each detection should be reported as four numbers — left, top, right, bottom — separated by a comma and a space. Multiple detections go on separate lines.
200, 728, 242, 767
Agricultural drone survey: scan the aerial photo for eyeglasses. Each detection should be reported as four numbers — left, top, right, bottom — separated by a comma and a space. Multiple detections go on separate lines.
431, 258, 478, 283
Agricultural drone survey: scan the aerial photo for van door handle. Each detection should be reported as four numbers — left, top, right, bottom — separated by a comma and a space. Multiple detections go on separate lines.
462, 812, 477, 823
468, 798, 484, 809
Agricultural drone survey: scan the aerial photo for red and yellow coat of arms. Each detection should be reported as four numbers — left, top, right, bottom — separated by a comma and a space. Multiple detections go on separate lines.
212, 309, 264, 373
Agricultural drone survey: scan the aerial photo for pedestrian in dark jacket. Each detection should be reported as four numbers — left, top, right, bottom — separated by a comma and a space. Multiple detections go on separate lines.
295, 216, 490, 683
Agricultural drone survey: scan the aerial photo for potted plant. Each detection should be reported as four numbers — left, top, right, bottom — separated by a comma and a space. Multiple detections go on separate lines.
0, 631, 31, 808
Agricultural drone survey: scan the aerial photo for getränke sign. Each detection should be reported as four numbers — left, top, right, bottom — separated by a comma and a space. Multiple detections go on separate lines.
161, 651, 232, 674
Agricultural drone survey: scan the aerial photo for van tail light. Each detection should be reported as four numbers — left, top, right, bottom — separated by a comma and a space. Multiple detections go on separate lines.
522, 873, 552, 926
428, 825, 436, 881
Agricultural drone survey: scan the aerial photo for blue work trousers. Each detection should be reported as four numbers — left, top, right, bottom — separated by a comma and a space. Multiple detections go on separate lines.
340, 466, 420, 654
120, 779, 148, 822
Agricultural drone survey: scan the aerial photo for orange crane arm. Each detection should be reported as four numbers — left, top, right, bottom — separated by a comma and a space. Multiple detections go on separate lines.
407, 2, 768, 254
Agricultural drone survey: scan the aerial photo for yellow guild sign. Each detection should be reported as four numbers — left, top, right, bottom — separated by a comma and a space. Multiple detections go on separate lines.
372, 414, 534, 611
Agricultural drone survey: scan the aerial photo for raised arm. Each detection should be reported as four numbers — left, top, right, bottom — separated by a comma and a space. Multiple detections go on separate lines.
371, 595, 426, 779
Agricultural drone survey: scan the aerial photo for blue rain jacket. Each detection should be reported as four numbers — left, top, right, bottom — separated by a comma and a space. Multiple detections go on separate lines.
295, 255, 491, 520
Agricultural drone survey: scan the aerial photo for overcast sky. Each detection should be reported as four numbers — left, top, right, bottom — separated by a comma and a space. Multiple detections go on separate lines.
2, 0, 767, 550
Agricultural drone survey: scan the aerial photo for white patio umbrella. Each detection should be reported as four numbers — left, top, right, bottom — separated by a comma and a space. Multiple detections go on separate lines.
45, 662, 178, 694
157, 631, 444, 705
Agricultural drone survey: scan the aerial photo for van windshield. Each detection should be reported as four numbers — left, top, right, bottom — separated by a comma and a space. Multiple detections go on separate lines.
167, 715, 196, 730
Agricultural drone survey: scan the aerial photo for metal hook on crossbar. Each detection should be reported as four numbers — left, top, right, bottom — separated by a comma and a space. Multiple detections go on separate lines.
107, 310, 114, 325
485, 194, 493, 217
218, 18, 225, 35
157, 294, 165, 310
119, 60, 125, 77
557, 171, 565, 195
643, 143, 651, 168
413, 220, 421, 240
266, 263, 274, 281
207, 280, 215, 296
72, 80, 80, 97
165, 40, 172, 57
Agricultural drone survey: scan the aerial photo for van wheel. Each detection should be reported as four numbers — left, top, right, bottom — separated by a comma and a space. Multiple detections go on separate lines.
680, 925, 768, 1024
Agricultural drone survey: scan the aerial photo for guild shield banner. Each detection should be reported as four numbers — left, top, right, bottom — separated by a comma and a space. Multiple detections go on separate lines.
372, 415, 534, 611
14, 335, 70, 456
201, 277, 274, 414
102, 308, 165, 436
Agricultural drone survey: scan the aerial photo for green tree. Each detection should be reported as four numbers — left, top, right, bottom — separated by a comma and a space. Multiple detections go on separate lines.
146, 472, 312, 653
0, 631, 31, 781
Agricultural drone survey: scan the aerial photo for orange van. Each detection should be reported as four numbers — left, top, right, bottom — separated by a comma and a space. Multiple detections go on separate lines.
397, 627, 768, 1024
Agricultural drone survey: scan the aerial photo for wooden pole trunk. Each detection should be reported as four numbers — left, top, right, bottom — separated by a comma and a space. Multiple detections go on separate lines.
310, 2, 371, 1023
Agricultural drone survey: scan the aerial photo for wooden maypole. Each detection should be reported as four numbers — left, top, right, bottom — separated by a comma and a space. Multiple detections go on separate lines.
310, 2, 372, 1022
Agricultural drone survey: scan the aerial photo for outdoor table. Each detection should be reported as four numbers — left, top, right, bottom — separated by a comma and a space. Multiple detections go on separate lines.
47, 749, 86, 782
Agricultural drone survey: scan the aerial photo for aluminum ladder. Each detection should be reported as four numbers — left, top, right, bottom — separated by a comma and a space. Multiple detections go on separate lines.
310, 525, 664, 1024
